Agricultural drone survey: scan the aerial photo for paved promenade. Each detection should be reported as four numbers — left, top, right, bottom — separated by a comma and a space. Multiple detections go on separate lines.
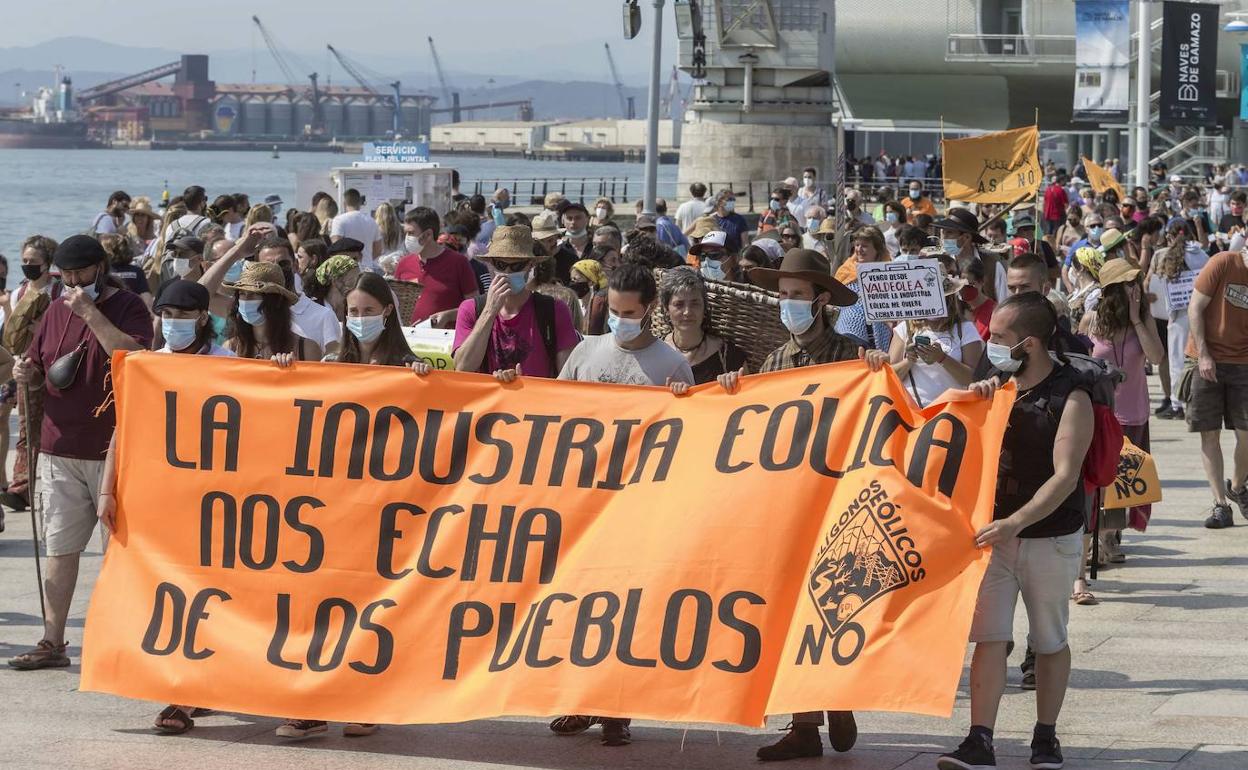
1, 378, 1245, 769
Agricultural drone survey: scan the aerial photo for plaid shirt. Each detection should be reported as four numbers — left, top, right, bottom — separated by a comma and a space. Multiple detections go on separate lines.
759, 325, 860, 372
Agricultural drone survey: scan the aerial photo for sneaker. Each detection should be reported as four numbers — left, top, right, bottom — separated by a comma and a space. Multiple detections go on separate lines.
1205, 503, 1235, 529
549, 715, 598, 735
1020, 646, 1036, 690
1166, 405, 1185, 420
757, 723, 823, 761
1021, 670, 1037, 690
600, 718, 631, 747
275, 719, 328, 739
937, 732, 996, 769
343, 722, 378, 737
7, 640, 70, 670
1153, 398, 1172, 416
1226, 480, 1248, 522
826, 710, 857, 752
1030, 735, 1064, 769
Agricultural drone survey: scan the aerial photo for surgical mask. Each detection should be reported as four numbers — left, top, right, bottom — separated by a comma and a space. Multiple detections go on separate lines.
942, 238, 960, 254
700, 259, 725, 281
769, 199, 782, 212
607, 313, 644, 343
162, 318, 200, 351
173, 257, 193, 277
724, 200, 736, 213
21, 264, 42, 282
595, 206, 608, 220
886, 212, 900, 223
404, 234, 423, 254
505, 270, 529, 293
76, 278, 100, 302
224, 260, 244, 283
566, 228, 588, 239
238, 298, 264, 325
986, 339, 1026, 373
909, 189, 921, 200
807, 217, 822, 232
779, 298, 816, 335
347, 314, 386, 344
1090, 227, 1103, 239
803, 175, 815, 187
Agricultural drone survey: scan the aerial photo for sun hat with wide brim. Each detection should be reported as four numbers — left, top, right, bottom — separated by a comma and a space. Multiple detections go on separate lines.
1098, 258, 1141, 287
689, 215, 719, 239
530, 211, 562, 239
748, 248, 858, 307
483, 225, 547, 262
942, 272, 970, 296
223, 260, 297, 302
1098, 227, 1130, 253
931, 207, 988, 245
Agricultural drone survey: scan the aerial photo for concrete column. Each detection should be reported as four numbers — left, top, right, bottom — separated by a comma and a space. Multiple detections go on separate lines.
1106, 128, 1121, 170
1065, 135, 1079, 173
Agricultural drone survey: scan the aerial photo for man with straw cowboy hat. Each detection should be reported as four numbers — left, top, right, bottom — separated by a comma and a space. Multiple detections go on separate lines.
716, 248, 891, 761
452, 225, 579, 380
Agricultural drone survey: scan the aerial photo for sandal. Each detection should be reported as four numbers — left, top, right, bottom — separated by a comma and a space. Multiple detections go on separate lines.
7, 640, 70, 670
154, 705, 194, 735
1072, 591, 1099, 605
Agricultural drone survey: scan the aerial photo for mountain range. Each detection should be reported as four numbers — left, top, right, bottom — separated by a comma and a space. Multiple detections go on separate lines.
0, 36, 680, 121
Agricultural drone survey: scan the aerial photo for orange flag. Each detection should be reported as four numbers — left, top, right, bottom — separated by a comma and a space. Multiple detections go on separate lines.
1082, 156, 1126, 201
942, 126, 1042, 204
81, 353, 1013, 725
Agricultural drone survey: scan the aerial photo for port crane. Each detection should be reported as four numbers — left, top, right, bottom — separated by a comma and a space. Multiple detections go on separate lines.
326, 45, 404, 137
603, 43, 634, 119
427, 37, 459, 121
251, 15, 321, 134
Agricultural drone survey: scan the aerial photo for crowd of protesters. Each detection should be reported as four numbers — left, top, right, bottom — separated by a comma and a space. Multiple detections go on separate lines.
0, 157, 1243, 770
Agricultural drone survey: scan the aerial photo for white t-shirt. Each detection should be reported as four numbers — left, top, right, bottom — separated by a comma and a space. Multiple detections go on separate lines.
896, 320, 981, 407
331, 210, 382, 260
993, 260, 1008, 303
93, 212, 119, 234
290, 293, 342, 351
226, 220, 245, 240
163, 213, 212, 241
674, 198, 710, 231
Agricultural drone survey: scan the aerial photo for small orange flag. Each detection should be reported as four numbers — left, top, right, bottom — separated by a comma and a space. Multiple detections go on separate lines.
942, 126, 1042, 204
1082, 156, 1126, 201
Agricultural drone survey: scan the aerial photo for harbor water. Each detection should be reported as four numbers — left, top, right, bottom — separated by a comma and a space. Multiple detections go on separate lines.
0, 149, 681, 257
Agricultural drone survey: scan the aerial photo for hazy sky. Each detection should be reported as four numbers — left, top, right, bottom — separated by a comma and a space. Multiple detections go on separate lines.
1, 0, 679, 80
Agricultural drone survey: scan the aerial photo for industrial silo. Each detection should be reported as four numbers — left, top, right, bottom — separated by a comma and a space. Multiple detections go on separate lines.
241, 98, 268, 137
293, 100, 314, 136
269, 98, 294, 138
346, 101, 371, 137
321, 99, 345, 138
372, 101, 394, 137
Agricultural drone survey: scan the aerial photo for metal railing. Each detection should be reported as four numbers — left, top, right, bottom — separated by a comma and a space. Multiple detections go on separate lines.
945, 33, 1076, 64
465, 175, 949, 213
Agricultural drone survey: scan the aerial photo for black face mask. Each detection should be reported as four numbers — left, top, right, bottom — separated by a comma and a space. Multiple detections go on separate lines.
570, 282, 591, 298
21, 264, 42, 282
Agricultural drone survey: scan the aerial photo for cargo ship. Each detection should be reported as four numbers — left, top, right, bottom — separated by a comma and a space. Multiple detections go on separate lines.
0, 76, 97, 149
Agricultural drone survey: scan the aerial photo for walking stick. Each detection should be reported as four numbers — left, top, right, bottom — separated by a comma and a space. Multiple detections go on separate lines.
20, 381, 47, 624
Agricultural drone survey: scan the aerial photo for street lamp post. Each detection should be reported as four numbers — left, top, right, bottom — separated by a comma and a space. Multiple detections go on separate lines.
1133, 0, 1151, 188
642, 0, 666, 217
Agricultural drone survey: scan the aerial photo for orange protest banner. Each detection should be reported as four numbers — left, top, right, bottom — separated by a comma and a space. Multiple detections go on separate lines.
1082, 156, 1126, 201
942, 126, 1042, 204
81, 353, 1013, 725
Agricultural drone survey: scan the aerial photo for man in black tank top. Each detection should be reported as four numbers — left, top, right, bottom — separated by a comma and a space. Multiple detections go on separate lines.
938, 293, 1094, 770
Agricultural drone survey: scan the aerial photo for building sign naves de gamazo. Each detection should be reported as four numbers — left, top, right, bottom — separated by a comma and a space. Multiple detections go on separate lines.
1160, 1, 1220, 127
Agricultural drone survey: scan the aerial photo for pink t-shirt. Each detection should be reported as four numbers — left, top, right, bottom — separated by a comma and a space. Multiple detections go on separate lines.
1092, 329, 1148, 426
453, 293, 579, 378
394, 248, 478, 324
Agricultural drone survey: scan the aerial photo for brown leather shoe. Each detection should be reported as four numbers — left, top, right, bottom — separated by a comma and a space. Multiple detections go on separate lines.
8, 640, 70, 670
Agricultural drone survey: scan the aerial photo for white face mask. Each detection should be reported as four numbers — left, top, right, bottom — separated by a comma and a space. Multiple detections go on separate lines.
404, 234, 423, 254
779, 298, 816, 335
595, 206, 609, 220
607, 312, 645, 343
986, 339, 1026, 372
723, 200, 736, 213
173, 257, 193, 277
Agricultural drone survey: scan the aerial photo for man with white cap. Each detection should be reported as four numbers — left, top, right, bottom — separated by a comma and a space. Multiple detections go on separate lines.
688, 231, 731, 281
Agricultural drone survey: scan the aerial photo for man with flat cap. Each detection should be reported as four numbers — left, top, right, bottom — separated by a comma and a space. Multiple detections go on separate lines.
9, 234, 152, 671
326, 236, 367, 263
716, 248, 889, 762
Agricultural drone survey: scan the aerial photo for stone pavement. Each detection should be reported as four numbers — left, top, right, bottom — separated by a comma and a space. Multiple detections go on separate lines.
1, 378, 1246, 770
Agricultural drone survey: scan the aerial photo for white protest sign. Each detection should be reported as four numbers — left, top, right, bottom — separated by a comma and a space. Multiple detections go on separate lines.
403, 325, 455, 371
1166, 270, 1198, 312
856, 259, 947, 323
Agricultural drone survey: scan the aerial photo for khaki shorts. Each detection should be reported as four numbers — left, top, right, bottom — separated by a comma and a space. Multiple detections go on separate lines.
1186, 362, 1248, 433
970, 531, 1083, 655
39, 454, 107, 557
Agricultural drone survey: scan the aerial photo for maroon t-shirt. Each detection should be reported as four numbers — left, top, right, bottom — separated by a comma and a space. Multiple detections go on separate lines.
27, 289, 154, 460
393, 248, 479, 324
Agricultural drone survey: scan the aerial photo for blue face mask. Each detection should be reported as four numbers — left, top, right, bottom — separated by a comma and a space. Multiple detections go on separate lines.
607, 313, 645, 343
807, 217, 822, 232
986, 338, 1027, 373
162, 318, 200, 351
346, 314, 386, 344
779, 298, 816, 335
769, 199, 782, 212
224, 260, 245, 283
700, 259, 725, 281
942, 238, 960, 254
505, 270, 529, 293
1090, 227, 1104, 239
886, 212, 900, 223
237, 298, 264, 325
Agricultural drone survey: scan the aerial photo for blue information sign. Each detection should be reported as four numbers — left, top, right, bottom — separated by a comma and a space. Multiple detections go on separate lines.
362, 141, 430, 163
